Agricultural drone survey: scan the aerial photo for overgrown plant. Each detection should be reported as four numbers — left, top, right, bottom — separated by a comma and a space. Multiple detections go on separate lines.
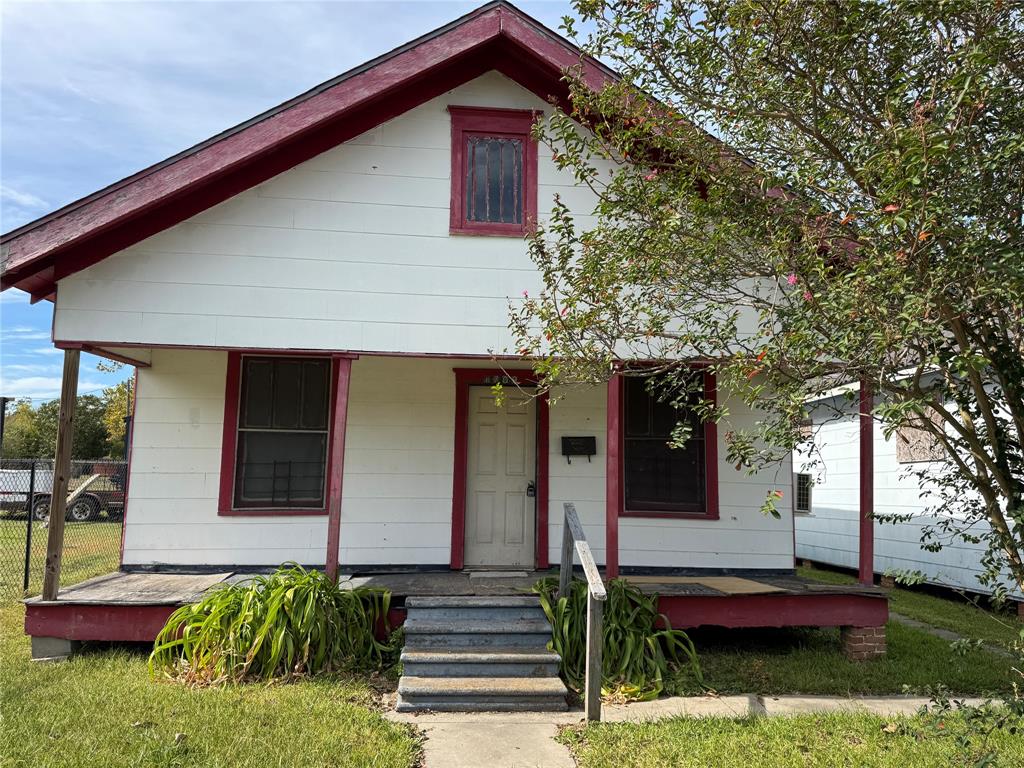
533, 576, 702, 700
149, 564, 393, 686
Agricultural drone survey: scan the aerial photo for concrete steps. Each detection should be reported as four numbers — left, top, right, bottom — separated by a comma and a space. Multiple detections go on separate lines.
396, 595, 567, 713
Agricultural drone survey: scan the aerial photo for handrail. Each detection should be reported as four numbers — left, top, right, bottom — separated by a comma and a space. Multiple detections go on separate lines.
557, 502, 606, 722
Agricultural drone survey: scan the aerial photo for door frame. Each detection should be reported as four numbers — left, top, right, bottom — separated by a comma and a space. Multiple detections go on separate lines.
451, 367, 549, 570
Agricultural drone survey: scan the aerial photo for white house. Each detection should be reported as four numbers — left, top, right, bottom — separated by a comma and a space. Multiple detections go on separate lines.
3, 3, 888, 664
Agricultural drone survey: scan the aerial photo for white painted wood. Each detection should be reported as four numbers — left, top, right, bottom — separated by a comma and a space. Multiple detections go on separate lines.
794, 396, 1022, 599
464, 389, 536, 568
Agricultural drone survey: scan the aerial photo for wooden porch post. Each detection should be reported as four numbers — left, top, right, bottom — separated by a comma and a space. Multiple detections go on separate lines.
325, 356, 353, 582
42, 349, 80, 601
858, 380, 874, 586
605, 373, 622, 580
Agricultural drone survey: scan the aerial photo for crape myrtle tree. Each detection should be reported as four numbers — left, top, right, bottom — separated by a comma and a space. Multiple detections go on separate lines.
510, 1, 1024, 597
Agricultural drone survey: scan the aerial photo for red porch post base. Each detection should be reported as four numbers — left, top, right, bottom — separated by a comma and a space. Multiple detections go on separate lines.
840, 625, 887, 660
1017, 601, 1024, 619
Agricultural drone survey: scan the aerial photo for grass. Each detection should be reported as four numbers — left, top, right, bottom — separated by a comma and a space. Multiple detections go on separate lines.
799, 564, 1024, 648
561, 712, 1024, 768
0, 517, 122, 598
668, 621, 1016, 696
0, 599, 419, 768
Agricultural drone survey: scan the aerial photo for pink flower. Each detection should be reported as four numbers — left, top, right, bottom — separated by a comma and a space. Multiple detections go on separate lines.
560, 307, 568, 317
786, 273, 798, 286
644, 170, 658, 181
522, 290, 529, 298
803, 290, 813, 301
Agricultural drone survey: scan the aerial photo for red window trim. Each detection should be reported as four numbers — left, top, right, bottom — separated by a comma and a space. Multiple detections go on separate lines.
218, 351, 340, 517
617, 366, 720, 521
450, 367, 550, 570
448, 106, 540, 237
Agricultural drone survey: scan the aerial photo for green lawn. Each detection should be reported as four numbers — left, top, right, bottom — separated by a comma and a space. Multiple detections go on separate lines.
799, 564, 1024, 648
0, 518, 122, 598
561, 712, 1024, 768
0, 600, 419, 768
668, 620, 1016, 696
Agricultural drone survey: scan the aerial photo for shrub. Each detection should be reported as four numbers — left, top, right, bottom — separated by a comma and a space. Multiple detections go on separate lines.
533, 576, 702, 700
149, 564, 392, 686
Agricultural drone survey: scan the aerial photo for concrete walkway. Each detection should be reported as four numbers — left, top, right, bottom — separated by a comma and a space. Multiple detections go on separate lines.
889, 611, 1013, 658
387, 694, 991, 767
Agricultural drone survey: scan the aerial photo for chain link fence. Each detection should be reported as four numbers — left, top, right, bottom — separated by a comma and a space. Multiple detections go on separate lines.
0, 459, 126, 598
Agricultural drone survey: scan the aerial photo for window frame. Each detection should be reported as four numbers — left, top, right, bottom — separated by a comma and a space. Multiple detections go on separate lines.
793, 472, 813, 514
618, 367, 720, 520
218, 352, 339, 516
448, 106, 540, 236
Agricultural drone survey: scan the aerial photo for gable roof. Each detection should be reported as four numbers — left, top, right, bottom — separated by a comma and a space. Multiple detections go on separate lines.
0, 1, 614, 300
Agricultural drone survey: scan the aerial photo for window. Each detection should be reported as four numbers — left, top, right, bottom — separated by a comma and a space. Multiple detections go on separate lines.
448, 106, 538, 236
622, 376, 708, 515
896, 407, 945, 464
794, 473, 813, 513
225, 356, 333, 512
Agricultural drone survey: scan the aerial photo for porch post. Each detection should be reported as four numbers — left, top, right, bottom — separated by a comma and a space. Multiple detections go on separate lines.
42, 349, 80, 601
606, 373, 622, 579
325, 356, 353, 582
858, 380, 874, 586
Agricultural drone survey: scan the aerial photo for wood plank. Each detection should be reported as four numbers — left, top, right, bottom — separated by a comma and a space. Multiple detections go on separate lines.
31, 572, 233, 605
625, 575, 785, 595
585, 592, 603, 722
42, 349, 80, 601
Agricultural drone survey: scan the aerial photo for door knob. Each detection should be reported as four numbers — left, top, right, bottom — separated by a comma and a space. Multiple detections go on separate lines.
526, 481, 536, 498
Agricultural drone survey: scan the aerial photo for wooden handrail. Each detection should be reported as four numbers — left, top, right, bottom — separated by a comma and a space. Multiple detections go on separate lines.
557, 502, 606, 722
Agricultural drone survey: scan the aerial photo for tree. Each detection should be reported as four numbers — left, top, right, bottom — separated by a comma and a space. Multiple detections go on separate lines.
2, 399, 46, 458
1, 395, 111, 459
514, 2, 1024, 596
101, 380, 133, 459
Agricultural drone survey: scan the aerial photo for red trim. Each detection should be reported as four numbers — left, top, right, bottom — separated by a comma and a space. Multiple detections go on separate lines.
450, 367, 549, 570
657, 592, 888, 629
54, 341, 152, 368
217, 352, 341, 516
325, 356, 352, 581
119, 368, 138, 566
617, 366, 720, 520
605, 374, 622, 579
448, 106, 540, 236
25, 603, 177, 642
859, 380, 875, 585
2, 3, 615, 297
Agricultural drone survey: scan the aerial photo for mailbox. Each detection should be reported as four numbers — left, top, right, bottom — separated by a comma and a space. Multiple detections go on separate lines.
561, 436, 597, 464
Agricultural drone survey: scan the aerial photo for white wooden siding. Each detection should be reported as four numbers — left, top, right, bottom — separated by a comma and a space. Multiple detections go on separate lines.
124, 350, 794, 569
794, 397, 1022, 598
53, 71, 605, 355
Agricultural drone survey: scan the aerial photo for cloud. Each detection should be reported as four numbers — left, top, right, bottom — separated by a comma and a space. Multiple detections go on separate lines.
30, 346, 63, 356
0, 290, 31, 305
0, 375, 107, 400
0, 184, 47, 210
0, 326, 50, 341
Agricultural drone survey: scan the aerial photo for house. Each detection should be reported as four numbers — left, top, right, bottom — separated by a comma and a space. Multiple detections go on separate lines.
794, 391, 1024, 609
2, 2, 887, 676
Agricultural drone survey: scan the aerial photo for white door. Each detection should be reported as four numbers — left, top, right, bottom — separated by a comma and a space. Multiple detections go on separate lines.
464, 388, 536, 569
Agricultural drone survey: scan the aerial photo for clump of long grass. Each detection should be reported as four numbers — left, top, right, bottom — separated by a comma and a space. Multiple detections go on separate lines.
149, 564, 393, 686
533, 576, 702, 701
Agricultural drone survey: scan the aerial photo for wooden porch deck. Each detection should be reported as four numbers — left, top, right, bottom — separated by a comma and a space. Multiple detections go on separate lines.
24, 568, 888, 647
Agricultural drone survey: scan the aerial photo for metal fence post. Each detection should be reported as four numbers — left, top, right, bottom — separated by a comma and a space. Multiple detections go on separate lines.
23, 461, 36, 592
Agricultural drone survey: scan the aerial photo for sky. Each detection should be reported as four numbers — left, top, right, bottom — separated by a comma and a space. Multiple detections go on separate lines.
0, 0, 578, 402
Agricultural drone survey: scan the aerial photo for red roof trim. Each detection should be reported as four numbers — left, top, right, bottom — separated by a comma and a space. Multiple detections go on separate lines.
1, 2, 614, 299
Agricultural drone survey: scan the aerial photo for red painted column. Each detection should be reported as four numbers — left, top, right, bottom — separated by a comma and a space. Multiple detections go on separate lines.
858, 380, 874, 586
606, 374, 622, 579
325, 356, 353, 582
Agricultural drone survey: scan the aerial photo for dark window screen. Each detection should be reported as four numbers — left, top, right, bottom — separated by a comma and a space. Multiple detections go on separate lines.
795, 473, 812, 513
234, 357, 330, 508
623, 377, 706, 514
465, 135, 524, 224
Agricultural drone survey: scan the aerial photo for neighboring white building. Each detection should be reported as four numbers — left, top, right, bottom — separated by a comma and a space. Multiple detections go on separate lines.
794, 394, 1023, 601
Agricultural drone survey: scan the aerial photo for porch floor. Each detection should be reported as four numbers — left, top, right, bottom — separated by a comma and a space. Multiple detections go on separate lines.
23, 568, 888, 647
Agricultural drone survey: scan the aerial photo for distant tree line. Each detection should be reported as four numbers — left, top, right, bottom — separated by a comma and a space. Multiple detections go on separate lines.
1, 380, 132, 460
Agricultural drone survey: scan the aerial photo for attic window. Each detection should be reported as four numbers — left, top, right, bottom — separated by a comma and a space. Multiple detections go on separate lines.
449, 106, 539, 236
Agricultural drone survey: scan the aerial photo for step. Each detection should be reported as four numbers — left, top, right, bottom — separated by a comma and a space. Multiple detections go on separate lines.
402, 631, 552, 649
405, 595, 541, 608
401, 647, 561, 678
396, 676, 568, 712
404, 606, 546, 623
403, 618, 551, 635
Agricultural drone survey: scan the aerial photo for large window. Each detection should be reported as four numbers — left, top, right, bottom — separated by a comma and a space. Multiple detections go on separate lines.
231, 356, 331, 510
448, 106, 538, 236
623, 376, 708, 515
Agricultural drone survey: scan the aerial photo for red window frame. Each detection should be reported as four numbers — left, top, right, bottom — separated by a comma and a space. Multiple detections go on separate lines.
448, 106, 539, 236
618, 367, 720, 520
218, 351, 340, 516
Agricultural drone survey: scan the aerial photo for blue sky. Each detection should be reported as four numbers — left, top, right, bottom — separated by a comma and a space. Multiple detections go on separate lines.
0, 0, 576, 401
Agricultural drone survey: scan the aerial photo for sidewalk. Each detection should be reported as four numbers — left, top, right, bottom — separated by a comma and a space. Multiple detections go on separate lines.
386, 694, 992, 767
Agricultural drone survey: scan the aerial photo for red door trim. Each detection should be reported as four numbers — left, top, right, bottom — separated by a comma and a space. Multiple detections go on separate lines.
605, 374, 622, 579
451, 367, 549, 570
325, 356, 353, 581
858, 380, 874, 585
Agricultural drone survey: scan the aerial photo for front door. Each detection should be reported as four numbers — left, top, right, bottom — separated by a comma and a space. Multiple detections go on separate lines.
464, 387, 536, 569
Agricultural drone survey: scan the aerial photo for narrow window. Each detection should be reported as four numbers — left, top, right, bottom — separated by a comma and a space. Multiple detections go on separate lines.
623, 376, 706, 515
794, 473, 813, 513
233, 357, 330, 509
449, 106, 538, 235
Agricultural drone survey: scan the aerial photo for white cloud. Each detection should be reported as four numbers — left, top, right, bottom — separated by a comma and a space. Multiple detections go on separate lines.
0, 290, 31, 305
0, 375, 107, 400
30, 346, 63, 356
0, 184, 47, 210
